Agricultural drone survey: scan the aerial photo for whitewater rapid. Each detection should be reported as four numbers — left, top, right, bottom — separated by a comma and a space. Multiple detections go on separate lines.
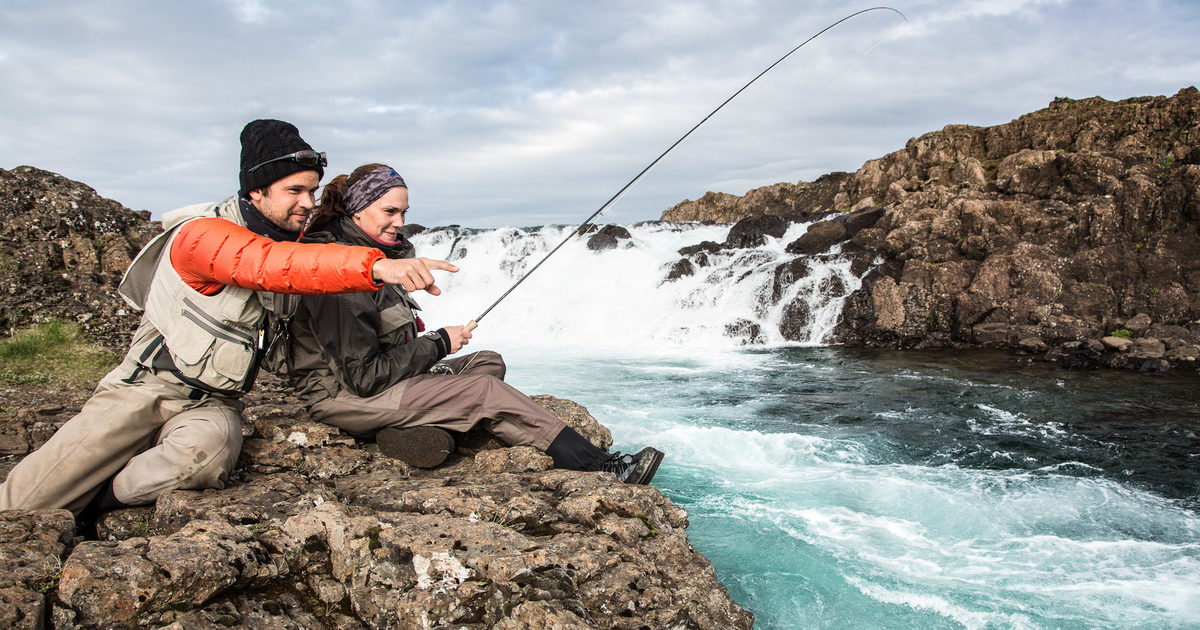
409, 220, 861, 349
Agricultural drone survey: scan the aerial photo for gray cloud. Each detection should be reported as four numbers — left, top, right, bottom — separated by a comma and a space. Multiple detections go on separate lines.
1, 0, 1196, 226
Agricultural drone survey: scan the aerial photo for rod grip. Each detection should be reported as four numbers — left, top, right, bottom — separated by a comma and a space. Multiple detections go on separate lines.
465, 320, 478, 332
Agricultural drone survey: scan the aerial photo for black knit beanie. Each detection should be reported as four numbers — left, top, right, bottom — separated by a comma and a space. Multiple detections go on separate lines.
238, 119, 324, 196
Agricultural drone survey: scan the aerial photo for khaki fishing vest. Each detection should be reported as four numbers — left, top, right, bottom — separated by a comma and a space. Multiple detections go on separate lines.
118, 196, 287, 395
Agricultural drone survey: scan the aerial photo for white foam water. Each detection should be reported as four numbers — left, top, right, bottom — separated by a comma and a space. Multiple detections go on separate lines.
410, 220, 862, 350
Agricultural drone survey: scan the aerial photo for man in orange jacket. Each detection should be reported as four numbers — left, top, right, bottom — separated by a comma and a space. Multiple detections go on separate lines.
0, 120, 454, 519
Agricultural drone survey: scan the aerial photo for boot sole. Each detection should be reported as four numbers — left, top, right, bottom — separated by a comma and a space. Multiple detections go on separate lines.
628, 447, 664, 485
376, 427, 454, 469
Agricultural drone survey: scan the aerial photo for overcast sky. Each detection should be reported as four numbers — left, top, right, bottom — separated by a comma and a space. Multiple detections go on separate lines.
1, 1, 1197, 227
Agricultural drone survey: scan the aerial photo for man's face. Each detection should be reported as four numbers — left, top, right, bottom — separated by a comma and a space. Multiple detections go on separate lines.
248, 170, 320, 232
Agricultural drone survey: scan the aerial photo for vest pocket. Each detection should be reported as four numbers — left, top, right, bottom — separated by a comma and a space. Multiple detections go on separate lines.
211, 340, 256, 381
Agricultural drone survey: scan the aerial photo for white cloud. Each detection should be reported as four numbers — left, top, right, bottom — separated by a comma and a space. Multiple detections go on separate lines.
226, 0, 270, 24
1, 0, 1197, 226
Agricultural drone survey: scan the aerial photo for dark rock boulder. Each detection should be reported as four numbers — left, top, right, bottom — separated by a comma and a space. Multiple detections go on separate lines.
839, 205, 885, 237
678, 240, 723, 263
724, 214, 789, 249
586, 224, 632, 251
724, 319, 765, 345
785, 220, 847, 255
665, 258, 696, 282
399, 223, 426, 238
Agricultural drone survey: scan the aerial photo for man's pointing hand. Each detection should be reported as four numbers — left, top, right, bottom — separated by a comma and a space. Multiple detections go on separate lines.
371, 257, 458, 295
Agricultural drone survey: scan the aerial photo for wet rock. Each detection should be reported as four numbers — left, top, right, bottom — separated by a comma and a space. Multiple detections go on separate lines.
785, 220, 847, 255
771, 258, 812, 301
678, 241, 723, 257
1139, 357, 1172, 372
725, 319, 765, 345
840, 205, 885, 237
779, 297, 813, 342
724, 214, 789, 249
586, 224, 632, 251
665, 258, 696, 281
1130, 337, 1166, 360
399, 223, 426, 238
1018, 336, 1048, 353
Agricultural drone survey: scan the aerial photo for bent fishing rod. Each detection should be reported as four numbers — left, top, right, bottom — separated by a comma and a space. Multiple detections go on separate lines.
464, 5, 906, 332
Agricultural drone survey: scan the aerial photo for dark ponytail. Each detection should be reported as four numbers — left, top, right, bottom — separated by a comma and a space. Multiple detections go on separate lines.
306, 162, 391, 233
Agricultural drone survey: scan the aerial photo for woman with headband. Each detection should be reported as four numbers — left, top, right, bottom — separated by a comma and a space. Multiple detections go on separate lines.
280, 163, 663, 484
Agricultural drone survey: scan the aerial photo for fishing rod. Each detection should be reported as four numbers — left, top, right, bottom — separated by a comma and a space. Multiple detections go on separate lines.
464, 5, 907, 332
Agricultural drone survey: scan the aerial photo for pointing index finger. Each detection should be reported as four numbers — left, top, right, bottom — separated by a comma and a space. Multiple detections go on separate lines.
419, 258, 459, 273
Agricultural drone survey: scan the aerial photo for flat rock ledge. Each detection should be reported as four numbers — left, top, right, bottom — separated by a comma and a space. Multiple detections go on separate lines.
0, 393, 752, 629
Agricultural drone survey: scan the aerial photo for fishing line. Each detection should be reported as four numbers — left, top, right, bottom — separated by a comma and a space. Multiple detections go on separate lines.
464, 6, 907, 332
715, 15, 909, 192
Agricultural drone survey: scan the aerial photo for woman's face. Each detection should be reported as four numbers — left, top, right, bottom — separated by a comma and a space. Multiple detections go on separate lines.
352, 186, 409, 244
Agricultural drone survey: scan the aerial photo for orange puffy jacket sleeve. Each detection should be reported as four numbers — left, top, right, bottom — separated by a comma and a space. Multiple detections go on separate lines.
170, 217, 384, 296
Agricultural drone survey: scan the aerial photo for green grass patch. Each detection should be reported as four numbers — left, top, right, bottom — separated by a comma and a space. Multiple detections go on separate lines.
0, 320, 120, 387
1109, 328, 1134, 339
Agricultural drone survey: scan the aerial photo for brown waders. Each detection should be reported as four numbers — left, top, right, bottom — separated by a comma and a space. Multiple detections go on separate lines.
0, 355, 243, 515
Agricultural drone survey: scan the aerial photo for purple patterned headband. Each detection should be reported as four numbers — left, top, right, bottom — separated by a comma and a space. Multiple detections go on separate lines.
345, 166, 407, 216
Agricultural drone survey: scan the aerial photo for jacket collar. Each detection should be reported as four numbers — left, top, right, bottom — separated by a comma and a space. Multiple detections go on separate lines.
238, 196, 302, 242
322, 215, 415, 259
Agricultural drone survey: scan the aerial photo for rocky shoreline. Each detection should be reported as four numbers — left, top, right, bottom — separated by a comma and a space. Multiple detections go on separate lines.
0, 376, 752, 629
662, 87, 1200, 373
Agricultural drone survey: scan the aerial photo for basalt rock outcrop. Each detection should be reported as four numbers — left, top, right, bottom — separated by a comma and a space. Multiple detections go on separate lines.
664, 87, 1200, 369
662, 172, 851, 222
0, 166, 158, 351
0, 381, 751, 629
0, 168, 752, 628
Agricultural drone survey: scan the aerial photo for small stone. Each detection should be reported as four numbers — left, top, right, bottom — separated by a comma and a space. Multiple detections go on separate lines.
1123, 313, 1153, 334
1101, 336, 1133, 351
1018, 337, 1047, 353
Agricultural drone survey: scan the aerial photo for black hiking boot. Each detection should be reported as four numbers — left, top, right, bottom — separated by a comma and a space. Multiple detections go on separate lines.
599, 447, 664, 485
376, 427, 455, 469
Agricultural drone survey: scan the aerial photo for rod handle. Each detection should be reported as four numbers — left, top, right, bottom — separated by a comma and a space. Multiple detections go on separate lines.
465, 320, 478, 332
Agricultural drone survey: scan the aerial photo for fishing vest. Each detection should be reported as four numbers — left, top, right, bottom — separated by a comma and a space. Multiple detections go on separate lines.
117, 196, 291, 396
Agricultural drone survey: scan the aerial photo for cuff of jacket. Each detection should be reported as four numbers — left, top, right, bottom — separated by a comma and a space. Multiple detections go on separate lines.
423, 328, 452, 358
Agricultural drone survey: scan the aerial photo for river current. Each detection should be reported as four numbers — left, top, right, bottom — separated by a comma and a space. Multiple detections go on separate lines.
409, 222, 1200, 629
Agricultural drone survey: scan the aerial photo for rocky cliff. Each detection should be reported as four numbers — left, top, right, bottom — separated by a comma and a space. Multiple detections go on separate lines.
0, 169, 752, 628
663, 87, 1200, 370
0, 166, 158, 351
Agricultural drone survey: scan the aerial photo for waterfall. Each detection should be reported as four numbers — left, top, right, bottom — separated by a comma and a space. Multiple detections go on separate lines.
409, 220, 864, 351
